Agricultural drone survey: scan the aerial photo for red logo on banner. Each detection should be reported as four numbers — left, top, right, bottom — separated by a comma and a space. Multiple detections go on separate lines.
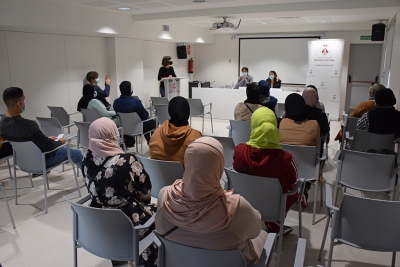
322, 44, 329, 55
187, 45, 191, 56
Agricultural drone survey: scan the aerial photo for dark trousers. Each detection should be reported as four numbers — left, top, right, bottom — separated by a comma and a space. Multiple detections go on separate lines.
0, 141, 13, 159
160, 87, 165, 97
143, 119, 156, 143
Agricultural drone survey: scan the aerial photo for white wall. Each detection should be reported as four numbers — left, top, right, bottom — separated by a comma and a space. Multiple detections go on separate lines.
388, 13, 400, 108
0, 31, 11, 115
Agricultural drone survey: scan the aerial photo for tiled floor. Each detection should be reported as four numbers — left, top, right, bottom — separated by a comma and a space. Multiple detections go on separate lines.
1, 118, 399, 267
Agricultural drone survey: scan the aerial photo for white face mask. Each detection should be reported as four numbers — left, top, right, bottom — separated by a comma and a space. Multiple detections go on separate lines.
241, 72, 247, 77
19, 101, 26, 113
269, 75, 275, 79
95, 78, 100, 84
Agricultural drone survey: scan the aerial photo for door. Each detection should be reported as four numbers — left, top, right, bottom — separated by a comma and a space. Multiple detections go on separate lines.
346, 44, 382, 111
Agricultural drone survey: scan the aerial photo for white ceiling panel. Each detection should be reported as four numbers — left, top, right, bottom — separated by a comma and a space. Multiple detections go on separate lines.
83, 0, 118, 7
133, 1, 171, 8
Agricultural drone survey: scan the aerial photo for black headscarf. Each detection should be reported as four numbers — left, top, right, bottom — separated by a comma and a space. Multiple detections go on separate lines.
375, 88, 396, 107
119, 81, 132, 96
285, 93, 307, 122
244, 83, 261, 104
258, 80, 270, 97
77, 84, 95, 111
168, 96, 190, 127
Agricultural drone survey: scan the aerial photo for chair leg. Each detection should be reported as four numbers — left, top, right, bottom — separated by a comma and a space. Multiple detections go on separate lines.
74, 241, 78, 267
62, 163, 65, 172
392, 252, 396, 267
327, 236, 335, 267
7, 158, 12, 179
312, 179, 319, 225
14, 161, 17, 205
1, 184, 16, 229
42, 159, 48, 214
29, 173, 34, 188
67, 144, 81, 197
318, 213, 331, 261
298, 202, 302, 238
210, 113, 213, 133
141, 135, 143, 155
276, 221, 284, 267
202, 116, 204, 134
320, 179, 324, 206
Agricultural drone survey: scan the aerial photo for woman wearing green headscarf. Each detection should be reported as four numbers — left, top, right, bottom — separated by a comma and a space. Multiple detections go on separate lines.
233, 107, 299, 235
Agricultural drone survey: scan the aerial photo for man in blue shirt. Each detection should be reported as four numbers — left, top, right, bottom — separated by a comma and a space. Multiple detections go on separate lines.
113, 81, 155, 145
86, 71, 111, 109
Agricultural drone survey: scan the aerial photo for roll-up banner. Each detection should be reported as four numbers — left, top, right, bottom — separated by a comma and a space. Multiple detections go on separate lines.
306, 39, 345, 120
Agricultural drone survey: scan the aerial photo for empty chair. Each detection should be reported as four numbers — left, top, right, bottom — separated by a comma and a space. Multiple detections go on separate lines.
224, 168, 304, 267
65, 196, 156, 267
319, 185, 400, 267
74, 121, 91, 150
276, 103, 285, 118
229, 120, 251, 146
47, 106, 79, 133
339, 116, 359, 150
1, 182, 15, 228
280, 144, 323, 225
187, 98, 213, 134
209, 136, 235, 168
154, 231, 276, 267
10, 141, 81, 213
36, 117, 76, 140
352, 130, 395, 152
150, 96, 169, 105
154, 104, 169, 126
137, 156, 184, 198
80, 108, 102, 123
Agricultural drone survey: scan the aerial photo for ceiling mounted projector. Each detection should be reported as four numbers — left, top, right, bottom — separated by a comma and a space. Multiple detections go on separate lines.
210, 17, 241, 33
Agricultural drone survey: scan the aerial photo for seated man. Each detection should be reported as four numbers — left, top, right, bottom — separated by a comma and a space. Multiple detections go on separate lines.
113, 81, 155, 146
0, 87, 83, 169
86, 71, 111, 109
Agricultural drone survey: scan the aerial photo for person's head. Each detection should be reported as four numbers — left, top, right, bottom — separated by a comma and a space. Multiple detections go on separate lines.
86, 71, 99, 84
83, 84, 96, 99
375, 88, 396, 107
245, 83, 261, 104
88, 117, 122, 157
306, 85, 319, 100
119, 81, 132, 96
369, 83, 385, 100
269, 70, 277, 80
241, 67, 249, 75
247, 107, 281, 149
3, 87, 25, 114
302, 87, 318, 107
258, 80, 270, 97
162, 56, 173, 67
285, 93, 307, 122
168, 96, 190, 127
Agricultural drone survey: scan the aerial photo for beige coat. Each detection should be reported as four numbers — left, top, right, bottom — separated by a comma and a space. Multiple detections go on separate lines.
234, 103, 262, 121
280, 118, 321, 146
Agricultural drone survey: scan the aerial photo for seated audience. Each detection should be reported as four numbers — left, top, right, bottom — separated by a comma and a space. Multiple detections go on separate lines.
258, 80, 277, 112
0, 133, 12, 159
86, 71, 111, 109
302, 88, 330, 137
306, 85, 325, 112
77, 84, 118, 125
335, 82, 385, 142
234, 67, 253, 89
233, 107, 298, 235
81, 117, 157, 267
149, 96, 201, 167
357, 88, 400, 138
155, 137, 268, 266
113, 81, 155, 146
0, 87, 83, 169
234, 83, 262, 121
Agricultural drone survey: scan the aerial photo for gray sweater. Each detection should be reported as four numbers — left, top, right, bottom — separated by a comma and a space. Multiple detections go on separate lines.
234, 74, 253, 89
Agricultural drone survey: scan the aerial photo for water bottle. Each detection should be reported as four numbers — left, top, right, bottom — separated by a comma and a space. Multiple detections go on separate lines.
198, 81, 201, 88
231, 82, 235, 89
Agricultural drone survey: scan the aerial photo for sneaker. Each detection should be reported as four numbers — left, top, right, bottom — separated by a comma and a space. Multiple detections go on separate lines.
31, 171, 50, 178
283, 226, 293, 236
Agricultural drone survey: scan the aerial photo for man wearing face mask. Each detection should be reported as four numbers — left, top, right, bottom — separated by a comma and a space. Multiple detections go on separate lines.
86, 71, 111, 109
266, 70, 281, 88
234, 67, 253, 89
158, 56, 177, 97
0, 87, 83, 169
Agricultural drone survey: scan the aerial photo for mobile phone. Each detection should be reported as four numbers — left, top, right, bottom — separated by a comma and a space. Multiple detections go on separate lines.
55, 134, 64, 141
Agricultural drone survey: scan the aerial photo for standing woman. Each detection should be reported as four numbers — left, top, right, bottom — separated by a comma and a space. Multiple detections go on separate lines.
157, 56, 176, 97
266, 70, 282, 88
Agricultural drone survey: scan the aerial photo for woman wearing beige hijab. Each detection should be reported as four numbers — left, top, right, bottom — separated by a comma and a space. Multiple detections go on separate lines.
155, 137, 268, 266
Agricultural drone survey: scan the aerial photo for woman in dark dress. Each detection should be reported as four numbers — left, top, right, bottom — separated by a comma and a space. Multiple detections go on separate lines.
157, 56, 176, 97
81, 117, 157, 267
266, 70, 282, 88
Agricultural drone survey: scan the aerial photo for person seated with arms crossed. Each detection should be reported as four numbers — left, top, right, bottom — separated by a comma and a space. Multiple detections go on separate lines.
113, 81, 155, 147
258, 80, 277, 112
302, 87, 330, 139
0, 87, 83, 169
81, 117, 157, 267
335, 82, 385, 143
234, 83, 262, 121
234, 67, 253, 89
306, 85, 325, 112
266, 70, 281, 88
156, 137, 268, 266
149, 96, 201, 167
86, 71, 112, 110
77, 84, 119, 125
357, 88, 400, 138
233, 107, 298, 235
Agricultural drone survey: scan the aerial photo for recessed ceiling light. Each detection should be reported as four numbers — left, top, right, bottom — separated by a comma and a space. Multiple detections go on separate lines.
193, 0, 205, 2
119, 7, 130, 11
320, 20, 328, 23
261, 22, 268, 25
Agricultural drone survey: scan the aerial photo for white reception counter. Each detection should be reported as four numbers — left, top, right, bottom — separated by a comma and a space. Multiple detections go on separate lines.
192, 87, 301, 120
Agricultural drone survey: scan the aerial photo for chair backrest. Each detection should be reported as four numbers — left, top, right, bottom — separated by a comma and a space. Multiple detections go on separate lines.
334, 194, 400, 252
154, 104, 169, 125
137, 156, 184, 198
345, 117, 358, 136
81, 109, 102, 123
154, 232, 246, 267
338, 150, 395, 192
116, 112, 142, 135
229, 120, 251, 146
131, 95, 140, 100
36, 117, 63, 137
276, 103, 285, 118
64, 197, 135, 261
224, 168, 283, 221
48, 106, 70, 126
186, 98, 204, 116
209, 136, 235, 168
9, 141, 43, 173
348, 107, 355, 114
280, 144, 319, 180
352, 130, 395, 152
74, 121, 91, 149
150, 97, 169, 105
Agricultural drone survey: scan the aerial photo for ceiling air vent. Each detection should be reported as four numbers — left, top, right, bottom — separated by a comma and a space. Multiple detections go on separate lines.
163, 25, 169, 32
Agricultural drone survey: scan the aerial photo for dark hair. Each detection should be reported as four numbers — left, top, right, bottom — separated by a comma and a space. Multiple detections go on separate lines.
119, 81, 132, 96
241, 67, 249, 73
306, 85, 318, 91
86, 71, 99, 83
3, 87, 24, 107
161, 56, 172, 66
